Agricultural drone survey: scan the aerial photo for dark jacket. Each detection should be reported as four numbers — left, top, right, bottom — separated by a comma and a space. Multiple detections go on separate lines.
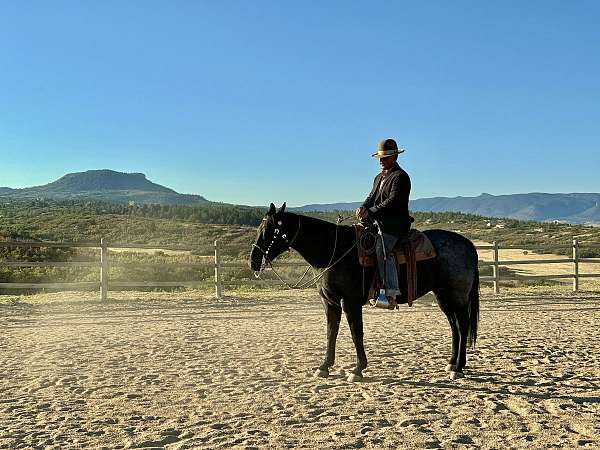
362, 162, 412, 237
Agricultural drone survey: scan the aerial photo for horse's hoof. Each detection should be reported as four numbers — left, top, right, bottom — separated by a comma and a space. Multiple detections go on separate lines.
347, 373, 363, 382
313, 369, 329, 378
449, 371, 464, 380
445, 364, 457, 372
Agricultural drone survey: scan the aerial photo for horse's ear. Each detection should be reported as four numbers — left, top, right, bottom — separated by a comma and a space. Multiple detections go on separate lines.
279, 202, 286, 214
268, 203, 276, 215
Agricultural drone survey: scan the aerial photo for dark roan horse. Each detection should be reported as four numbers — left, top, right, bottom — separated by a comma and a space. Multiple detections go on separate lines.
250, 203, 479, 381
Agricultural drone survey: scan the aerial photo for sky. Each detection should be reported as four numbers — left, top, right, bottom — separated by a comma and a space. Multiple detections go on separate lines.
1, 1, 599, 206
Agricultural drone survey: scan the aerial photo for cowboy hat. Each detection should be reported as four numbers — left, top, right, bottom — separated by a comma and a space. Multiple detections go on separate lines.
372, 138, 405, 158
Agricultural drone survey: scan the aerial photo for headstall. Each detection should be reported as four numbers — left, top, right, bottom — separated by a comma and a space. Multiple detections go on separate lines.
253, 217, 301, 269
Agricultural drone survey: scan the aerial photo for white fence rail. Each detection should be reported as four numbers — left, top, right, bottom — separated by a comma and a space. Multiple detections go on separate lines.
1, 239, 599, 299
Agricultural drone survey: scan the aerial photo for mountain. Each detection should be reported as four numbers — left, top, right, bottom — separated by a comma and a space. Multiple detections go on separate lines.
3, 170, 599, 224
292, 202, 362, 212
292, 193, 600, 225
409, 193, 600, 224
0, 170, 209, 205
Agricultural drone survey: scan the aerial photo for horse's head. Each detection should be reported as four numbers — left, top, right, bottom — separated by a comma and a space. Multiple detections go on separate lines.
249, 202, 298, 272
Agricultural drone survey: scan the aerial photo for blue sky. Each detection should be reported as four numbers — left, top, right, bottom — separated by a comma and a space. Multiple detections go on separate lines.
1, 1, 599, 206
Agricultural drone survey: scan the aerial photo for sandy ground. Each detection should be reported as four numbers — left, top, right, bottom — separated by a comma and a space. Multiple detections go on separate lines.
1, 289, 599, 449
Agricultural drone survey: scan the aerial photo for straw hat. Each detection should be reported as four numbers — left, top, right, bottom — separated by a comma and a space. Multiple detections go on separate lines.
372, 138, 405, 158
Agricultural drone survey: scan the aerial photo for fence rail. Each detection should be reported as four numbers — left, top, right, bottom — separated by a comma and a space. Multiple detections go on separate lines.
0, 238, 599, 299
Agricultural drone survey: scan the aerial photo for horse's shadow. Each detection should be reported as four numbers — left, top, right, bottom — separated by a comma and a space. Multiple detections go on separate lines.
367, 371, 600, 404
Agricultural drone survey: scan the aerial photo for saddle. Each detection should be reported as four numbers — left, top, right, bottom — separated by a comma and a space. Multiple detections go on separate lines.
355, 226, 437, 306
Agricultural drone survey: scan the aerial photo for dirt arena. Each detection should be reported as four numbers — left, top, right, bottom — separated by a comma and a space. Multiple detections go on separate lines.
1, 289, 599, 449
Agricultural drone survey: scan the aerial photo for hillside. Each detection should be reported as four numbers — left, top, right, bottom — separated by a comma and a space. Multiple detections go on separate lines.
294, 193, 600, 225
291, 202, 362, 212
4, 170, 599, 224
0, 170, 209, 205
410, 193, 600, 224
1, 199, 599, 255
1, 199, 599, 290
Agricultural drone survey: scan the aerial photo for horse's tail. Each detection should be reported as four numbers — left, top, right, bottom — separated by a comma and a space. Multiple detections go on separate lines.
467, 268, 479, 348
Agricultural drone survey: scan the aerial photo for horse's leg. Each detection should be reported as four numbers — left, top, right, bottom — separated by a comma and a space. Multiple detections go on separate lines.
314, 294, 342, 378
447, 283, 475, 379
435, 291, 459, 372
453, 311, 470, 378
446, 315, 459, 372
343, 300, 367, 382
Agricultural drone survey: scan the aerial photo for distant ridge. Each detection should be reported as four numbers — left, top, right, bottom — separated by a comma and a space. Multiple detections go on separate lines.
0, 169, 209, 205
291, 202, 362, 212
410, 193, 600, 224
3, 171, 599, 224
291, 193, 600, 225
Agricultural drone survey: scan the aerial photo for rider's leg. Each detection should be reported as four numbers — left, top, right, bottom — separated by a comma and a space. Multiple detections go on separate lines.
374, 232, 400, 309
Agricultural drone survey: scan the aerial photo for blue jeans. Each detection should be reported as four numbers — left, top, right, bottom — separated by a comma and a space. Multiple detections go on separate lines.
376, 232, 400, 297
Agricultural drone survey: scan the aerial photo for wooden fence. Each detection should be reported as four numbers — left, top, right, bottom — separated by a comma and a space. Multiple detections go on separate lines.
1, 239, 599, 299
477, 240, 600, 294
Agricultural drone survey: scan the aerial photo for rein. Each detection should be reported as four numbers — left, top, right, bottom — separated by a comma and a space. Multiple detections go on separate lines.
253, 215, 357, 290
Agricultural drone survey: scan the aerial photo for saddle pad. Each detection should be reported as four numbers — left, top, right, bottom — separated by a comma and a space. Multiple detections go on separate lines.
392, 230, 437, 264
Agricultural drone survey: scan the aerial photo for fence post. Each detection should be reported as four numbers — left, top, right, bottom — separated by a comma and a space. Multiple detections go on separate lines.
573, 239, 579, 292
492, 241, 500, 294
100, 238, 109, 301
214, 240, 222, 299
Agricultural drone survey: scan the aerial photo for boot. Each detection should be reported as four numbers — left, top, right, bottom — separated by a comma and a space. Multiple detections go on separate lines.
387, 295, 398, 309
370, 290, 397, 310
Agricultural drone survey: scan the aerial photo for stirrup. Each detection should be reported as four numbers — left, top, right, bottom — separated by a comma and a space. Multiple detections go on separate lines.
370, 290, 395, 310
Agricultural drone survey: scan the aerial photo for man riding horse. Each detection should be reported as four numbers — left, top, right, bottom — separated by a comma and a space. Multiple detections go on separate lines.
250, 136, 479, 379
355, 138, 412, 309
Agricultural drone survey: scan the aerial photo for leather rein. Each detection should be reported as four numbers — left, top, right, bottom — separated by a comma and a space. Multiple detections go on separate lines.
252, 215, 357, 290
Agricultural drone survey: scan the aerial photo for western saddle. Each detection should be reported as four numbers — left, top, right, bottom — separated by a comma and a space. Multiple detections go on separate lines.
355, 225, 436, 307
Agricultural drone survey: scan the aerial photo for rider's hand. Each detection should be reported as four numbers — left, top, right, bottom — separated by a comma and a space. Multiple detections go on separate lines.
355, 207, 364, 220
355, 207, 369, 220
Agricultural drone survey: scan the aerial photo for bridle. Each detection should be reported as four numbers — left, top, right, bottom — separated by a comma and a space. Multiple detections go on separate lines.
252, 216, 302, 272
252, 215, 358, 290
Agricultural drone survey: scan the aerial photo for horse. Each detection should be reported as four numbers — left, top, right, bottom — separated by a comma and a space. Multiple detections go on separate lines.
250, 203, 479, 382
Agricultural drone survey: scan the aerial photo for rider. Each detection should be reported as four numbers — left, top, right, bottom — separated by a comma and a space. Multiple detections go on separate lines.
355, 138, 412, 309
